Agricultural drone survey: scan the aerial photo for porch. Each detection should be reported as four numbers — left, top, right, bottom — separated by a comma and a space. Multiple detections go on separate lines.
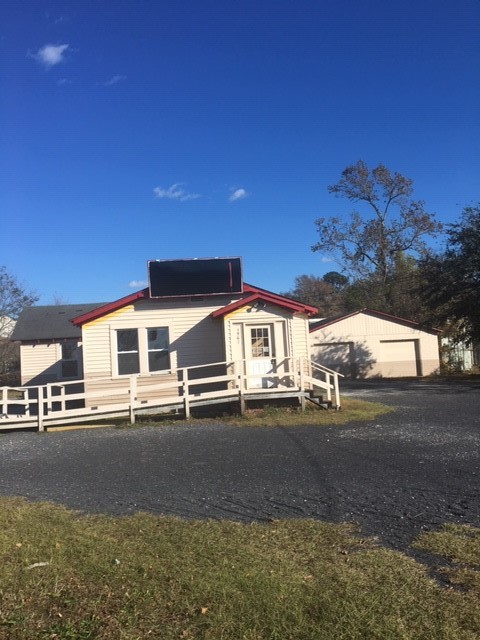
0, 358, 342, 432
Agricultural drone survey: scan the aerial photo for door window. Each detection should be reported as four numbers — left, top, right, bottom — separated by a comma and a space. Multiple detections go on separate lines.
250, 327, 271, 358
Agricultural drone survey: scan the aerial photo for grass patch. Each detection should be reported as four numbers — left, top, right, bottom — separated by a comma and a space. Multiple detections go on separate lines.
414, 524, 480, 593
0, 498, 479, 639
134, 397, 392, 428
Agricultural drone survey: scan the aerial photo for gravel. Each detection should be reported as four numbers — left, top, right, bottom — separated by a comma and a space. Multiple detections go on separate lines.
1, 379, 479, 557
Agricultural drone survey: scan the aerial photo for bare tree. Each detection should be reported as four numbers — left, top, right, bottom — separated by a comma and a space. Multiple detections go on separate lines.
0, 267, 38, 379
312, 161, 442, 293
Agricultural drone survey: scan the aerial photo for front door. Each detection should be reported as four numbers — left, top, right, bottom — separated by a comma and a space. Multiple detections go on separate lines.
247, 325, 275, 388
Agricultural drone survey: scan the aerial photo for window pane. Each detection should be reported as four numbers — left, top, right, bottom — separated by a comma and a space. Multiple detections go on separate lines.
62, 339, 77, 360
62, 360, 78, 378
117, 329, 138, 352
117, 329, 139, 375
148, 328, 169, 351
251, 327, 270, 358
148, 350, 170, 372
118, 352, 140, 375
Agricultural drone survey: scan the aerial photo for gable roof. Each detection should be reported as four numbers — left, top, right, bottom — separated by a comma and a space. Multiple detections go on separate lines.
212, 283, 318, 317
71, 284, 317, 327
309, 308, 442, 335
11, 303, 106, 341
71, 289, 149, 326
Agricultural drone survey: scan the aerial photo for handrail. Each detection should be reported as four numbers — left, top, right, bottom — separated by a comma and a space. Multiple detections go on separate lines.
0, 356, 342, 429
310, 360, 345, 378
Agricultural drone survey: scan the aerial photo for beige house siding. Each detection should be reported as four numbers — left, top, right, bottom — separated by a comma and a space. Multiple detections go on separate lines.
14, 291, 315, 411
311, 313, 440, 378
81, 295, 240, 405
292, 313, 310, 370
20, 343, 60, 385
83, 296, 236, 367
19, 341, 83, 386
80, 296, 313, 403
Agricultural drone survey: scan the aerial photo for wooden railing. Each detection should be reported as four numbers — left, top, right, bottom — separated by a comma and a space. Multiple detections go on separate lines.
308, 361, 344, 408
0, 357, 342, 431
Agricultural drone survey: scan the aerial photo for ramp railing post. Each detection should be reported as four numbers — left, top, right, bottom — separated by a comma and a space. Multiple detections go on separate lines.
183, 368, 190, 419
333, 372, 340, 409
129, 375, 137, 424
37, 386, 44, 432
325, 372, 332, 403
299, 357, 305, 391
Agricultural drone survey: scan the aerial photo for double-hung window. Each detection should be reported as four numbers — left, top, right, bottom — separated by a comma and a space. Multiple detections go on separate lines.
116, 327, 170, 375
147, 328, 170, 372
117, 329, 140, 375
61, 339, 79, 378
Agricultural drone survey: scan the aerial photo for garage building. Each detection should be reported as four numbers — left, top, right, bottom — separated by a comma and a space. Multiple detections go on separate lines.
310, 309, 441, 379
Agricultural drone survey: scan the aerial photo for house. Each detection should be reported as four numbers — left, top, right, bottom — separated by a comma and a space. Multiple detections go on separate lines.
11, 303, 105, 385
11, 259, 318, 408
310, 309, 441, 378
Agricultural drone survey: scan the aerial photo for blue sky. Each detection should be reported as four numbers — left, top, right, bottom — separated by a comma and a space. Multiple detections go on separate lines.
1, 0, 479, 304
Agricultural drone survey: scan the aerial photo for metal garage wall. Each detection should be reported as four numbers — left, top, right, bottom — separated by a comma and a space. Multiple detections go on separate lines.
311, 342, 355, 378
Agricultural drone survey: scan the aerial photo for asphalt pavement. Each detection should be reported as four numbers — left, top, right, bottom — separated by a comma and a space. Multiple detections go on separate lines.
0, 379, 479, 556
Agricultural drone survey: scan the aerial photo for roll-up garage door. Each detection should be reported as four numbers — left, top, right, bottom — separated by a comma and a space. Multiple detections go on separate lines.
379, 340, 420, 377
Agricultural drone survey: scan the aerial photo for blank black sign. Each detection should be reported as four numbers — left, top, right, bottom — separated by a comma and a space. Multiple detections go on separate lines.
148, 258, 243, 298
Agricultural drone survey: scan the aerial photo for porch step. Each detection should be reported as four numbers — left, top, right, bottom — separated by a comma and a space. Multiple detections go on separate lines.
306, 390, 333, 410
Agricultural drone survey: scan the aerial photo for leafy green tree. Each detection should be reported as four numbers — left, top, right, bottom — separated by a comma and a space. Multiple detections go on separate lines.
420, 204, 480, 345
312, 161, 442, 313
322, 271, 349, 293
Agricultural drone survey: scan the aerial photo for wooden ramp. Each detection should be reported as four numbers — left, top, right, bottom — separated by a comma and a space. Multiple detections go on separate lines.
0, 358, 342, 432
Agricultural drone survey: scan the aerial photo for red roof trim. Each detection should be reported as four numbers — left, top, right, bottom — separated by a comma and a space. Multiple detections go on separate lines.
71, 289, 149, 326
309, 308, 442, 334
242, 283, 318, 314
72, 282, 318, 327
211, 294, 260, 318
212, 288, 317, 318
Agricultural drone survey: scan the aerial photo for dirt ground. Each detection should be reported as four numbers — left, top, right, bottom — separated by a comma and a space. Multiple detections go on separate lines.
1, 379, 479, 558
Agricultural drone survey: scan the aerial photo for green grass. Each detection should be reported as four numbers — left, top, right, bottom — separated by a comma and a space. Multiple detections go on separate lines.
0, 499, 478, 639
134, 397, 393, 428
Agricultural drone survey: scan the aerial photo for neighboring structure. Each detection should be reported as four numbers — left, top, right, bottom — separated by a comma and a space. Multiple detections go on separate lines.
440, 337, 480, 373
11, 283, 317, 399
11, 304, 105, 385
310, 309, 441, 378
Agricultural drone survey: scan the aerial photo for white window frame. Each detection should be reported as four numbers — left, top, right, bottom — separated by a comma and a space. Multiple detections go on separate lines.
146, 327, 171, 373
116, 329, 140, 376
112, 326, 172, 377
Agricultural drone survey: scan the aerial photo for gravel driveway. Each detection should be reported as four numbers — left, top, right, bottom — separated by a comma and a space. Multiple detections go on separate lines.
1, 379, 479, 556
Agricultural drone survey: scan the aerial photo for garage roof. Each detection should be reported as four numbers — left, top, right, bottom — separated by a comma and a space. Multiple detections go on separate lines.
309, 308, 442, 335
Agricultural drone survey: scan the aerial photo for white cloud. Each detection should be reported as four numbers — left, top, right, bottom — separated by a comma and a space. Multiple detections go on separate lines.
32, 43, 69, 68
129, 280, 148, 289
229, 188, 248, 202
103, 74, 127, 86
153, 184, 201, 202
320, 256, 334, 263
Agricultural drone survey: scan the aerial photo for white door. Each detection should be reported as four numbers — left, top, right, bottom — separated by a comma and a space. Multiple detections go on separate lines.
247, 325, 275, 388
